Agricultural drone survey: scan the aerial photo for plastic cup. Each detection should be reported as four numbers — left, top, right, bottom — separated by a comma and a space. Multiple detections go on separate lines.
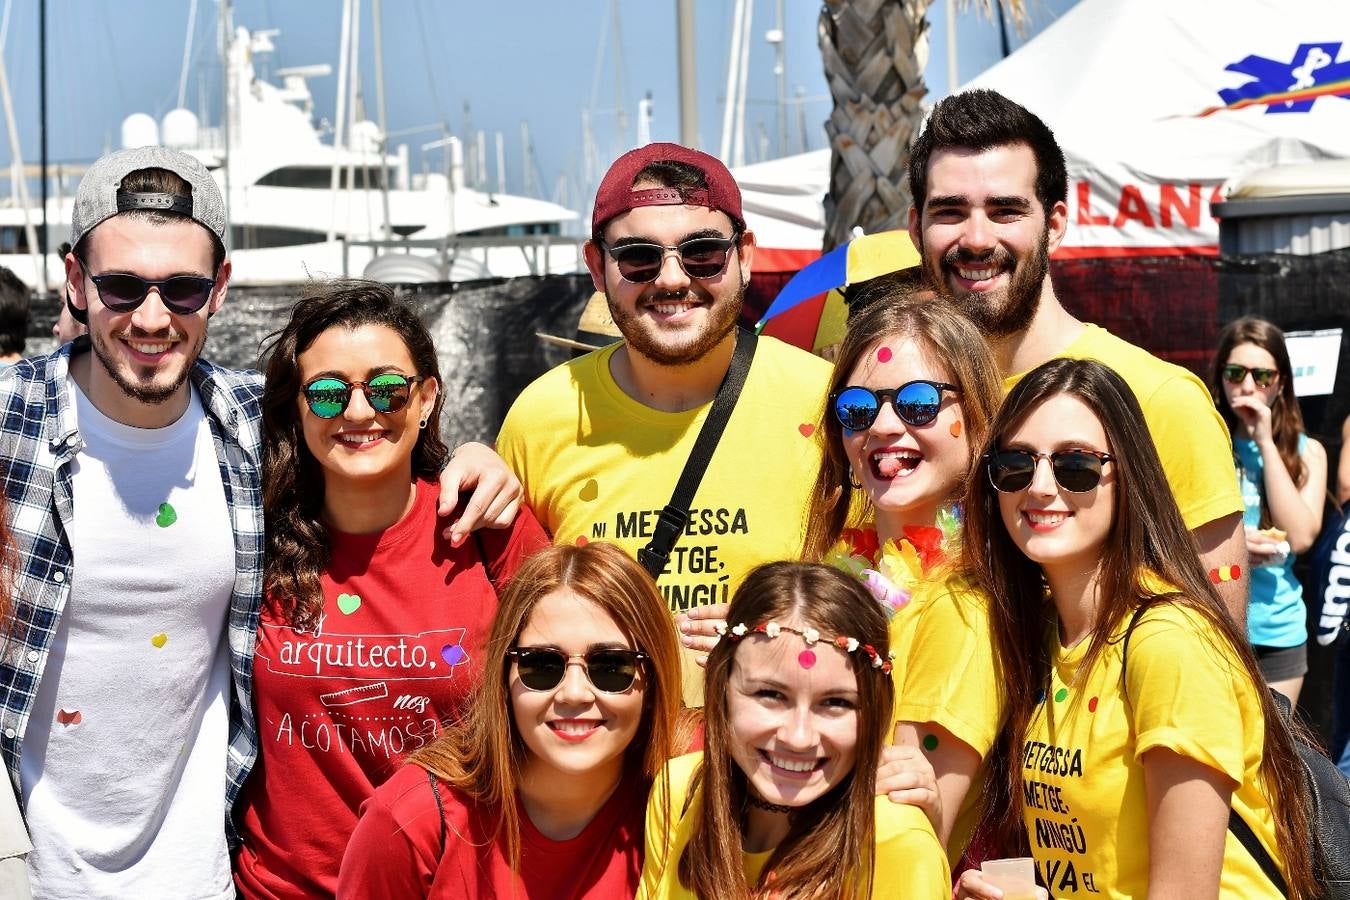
980, 857, 1038, 899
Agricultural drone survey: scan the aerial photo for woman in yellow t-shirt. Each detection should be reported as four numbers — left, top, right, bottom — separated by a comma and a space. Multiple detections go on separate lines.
957, 358, 1317, 900
800, 288, 1005, 863
639, 562, 950, 899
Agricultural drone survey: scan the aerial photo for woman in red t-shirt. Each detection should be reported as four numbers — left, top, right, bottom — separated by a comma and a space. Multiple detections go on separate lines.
234, 280, 549, 899
337, 541, 694, 899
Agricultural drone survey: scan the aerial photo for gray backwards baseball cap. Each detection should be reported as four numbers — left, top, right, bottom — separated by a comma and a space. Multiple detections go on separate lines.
70, 146, 226, 250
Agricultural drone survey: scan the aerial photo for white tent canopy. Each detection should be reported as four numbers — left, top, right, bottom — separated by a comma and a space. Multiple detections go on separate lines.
966, 0, 1350, 256
732, 0, 1350, 260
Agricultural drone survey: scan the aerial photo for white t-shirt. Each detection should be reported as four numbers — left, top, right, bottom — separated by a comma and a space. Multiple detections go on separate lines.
20, 377, 236, 899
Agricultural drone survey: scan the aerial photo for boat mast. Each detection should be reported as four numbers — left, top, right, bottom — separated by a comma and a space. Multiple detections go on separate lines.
38, 0, 48, 289
220, 0, 234, 246
372, 0, 392, 240
0, 36, 39, 285
328, 0, 354, 243
676, 0, 697, 146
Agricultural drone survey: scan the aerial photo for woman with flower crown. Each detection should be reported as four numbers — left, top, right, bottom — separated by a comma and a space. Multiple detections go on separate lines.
801, 285, 1005, 866
639, 561, 950, 899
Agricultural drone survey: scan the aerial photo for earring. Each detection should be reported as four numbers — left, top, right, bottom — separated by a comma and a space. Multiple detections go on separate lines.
419, 418, 428, 430
849, 469, 863, 489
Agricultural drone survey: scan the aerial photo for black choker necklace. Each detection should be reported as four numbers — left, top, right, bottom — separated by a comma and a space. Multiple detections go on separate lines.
746, 794, 795, 815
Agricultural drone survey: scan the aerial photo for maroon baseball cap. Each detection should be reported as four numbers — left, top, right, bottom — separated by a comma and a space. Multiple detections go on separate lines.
590, 142, 745, 238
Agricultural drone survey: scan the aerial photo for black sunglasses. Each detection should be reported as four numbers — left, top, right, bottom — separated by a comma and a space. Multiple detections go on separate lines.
1221, 364, 1278, 388
79, 256, 217, 315
985, 449, 1114, 493
506, 647, 647, 694
830, 380, 961, 431
302, 373, 426, 419
600, 235, 740, 283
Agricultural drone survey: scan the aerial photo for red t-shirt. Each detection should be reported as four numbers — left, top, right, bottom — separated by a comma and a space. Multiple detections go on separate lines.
234, 479, 548, 899
336, 763, 647, 900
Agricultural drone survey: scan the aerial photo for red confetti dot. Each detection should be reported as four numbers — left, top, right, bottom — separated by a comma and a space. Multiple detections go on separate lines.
574, 535, 588, 547
877, 346, 893, 363
1088, 696, 1099, 712
797, 649, 817, 669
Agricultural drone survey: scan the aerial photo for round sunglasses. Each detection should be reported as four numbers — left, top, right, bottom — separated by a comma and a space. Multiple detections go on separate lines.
1221, 364, 1278, 388
985, 449, 1114, 493
506, 647, 647, 694
79, 255, 217, 315
600, 235, 739, 283
830, 380, 961, 431
301, 373, 426, 419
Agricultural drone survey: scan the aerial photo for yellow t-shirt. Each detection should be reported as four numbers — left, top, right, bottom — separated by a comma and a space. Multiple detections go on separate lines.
1023, 603, 1283, 898
1003, 324, 1241, 531
639, 752, 950, 900
497, 336, 830, 703
889, 569, 1001, 866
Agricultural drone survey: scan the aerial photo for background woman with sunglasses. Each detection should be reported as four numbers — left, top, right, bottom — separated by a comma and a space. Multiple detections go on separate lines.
957, 358, 1316, 900
338, 541, 693, 898
640, 561, 949, 899
1209, 317, 1327, 705
234, 281, 548, 899
801, 289, 1004, 864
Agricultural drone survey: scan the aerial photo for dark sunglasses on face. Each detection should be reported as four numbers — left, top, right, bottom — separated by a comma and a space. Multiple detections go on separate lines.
985, 448, 1114, 494
830, 380, 961, 431
506, 647, 647, 694
600, 235, 740, 283
302, 373, 426, 419
78, 255, 217, 315
1221, 364, 1279, 388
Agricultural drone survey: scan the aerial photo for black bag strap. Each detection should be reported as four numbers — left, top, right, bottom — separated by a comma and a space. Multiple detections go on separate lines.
427, 767, 448, 860
637, 328, 758, 580
1121, 604, 1290, 897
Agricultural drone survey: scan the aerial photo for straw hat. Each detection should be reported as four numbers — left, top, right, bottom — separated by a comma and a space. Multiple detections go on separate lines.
536, 291, 623, 352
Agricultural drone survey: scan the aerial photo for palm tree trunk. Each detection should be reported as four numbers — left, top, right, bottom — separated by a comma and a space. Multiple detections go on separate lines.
818, 0, 933, 251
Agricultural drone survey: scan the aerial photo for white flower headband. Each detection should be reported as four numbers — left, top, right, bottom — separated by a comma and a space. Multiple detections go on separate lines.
713, 620, 895, 674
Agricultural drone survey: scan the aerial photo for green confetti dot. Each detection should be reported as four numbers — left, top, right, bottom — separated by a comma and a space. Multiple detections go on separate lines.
921, 734, 939, 752
1054, 687, 1068, 702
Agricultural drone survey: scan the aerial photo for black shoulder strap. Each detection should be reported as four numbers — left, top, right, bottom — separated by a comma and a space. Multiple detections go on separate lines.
638, 328, 758, 580
427, 767, 448, 860
1121, 603, 1289, 897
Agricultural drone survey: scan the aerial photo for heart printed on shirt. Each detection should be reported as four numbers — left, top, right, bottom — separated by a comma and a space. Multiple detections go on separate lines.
155, 502, 177, 528
441, 643, 467, 667
578, 479, 599, 502
337, 593, 362, 615
151, 632, 168, 648
56, 708, 81, 727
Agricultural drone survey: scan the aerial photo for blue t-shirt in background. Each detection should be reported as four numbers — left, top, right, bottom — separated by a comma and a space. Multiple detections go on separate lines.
1235, 433, 1309, 648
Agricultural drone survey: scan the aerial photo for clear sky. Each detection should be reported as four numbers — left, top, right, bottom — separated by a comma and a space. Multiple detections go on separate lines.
1, 0, 1077, 205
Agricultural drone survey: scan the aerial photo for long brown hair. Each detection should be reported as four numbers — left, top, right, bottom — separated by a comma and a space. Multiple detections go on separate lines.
260, 279, 448, 629
802, 291, 1002, 560
677, 562, 894, 899
1209, 316, 1308, 526
963, 358, 1316, 897
410, 542, 692, 869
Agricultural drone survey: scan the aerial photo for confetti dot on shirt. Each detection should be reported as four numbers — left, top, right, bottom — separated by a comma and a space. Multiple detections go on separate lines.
575, 535, 588, 547
798, 423, 816, 438
56, 708, 81, 727
876, 347, 892, 363
155, 502, 177, 528
441, 644, 466, 667
1088, 696, 1099, 713
922, 734, 939, 752
578, 479, 599, 502
151, 632, 168, 648
1054, 687, 1069, 703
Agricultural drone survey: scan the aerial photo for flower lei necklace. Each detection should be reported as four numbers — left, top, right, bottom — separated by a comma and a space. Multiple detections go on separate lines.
823, 505, 962, 617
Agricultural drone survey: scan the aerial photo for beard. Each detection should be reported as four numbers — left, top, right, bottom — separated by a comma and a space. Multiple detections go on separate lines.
606, 277, 744, 368
90, 325, 205, 406
922, 227, 1050, 339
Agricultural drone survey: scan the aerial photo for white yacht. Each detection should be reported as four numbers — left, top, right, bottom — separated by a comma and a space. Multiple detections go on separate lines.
0, 26, 581, 289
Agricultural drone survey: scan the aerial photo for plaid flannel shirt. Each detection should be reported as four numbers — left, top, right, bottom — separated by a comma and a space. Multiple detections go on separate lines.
0, 340, 265, 846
